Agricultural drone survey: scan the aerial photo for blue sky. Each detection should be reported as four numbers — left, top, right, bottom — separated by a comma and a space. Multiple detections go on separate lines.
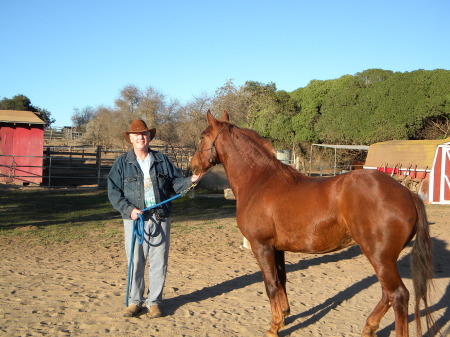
1, 0, 449, 126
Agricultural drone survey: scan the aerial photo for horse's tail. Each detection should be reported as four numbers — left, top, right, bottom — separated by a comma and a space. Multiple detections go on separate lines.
410, 191, 436, 336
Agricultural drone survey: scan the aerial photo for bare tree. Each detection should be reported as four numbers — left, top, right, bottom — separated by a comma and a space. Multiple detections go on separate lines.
71, 106, 96, 130
418, 115, 450, 139
157, 98, 182, 144
211, 79, 251, 126
82, 85, 184, 148
115, 85, 141, 115
79, 82, 258, 149
177, 93, 212, 148
137, 87, 165, 127
83, 106, 117, 148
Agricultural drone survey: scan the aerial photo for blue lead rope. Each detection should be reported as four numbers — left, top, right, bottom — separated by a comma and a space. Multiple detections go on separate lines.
125, 184, 197, 307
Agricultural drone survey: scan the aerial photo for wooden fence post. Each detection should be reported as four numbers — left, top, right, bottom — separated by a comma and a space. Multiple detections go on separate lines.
45, 147, 52, 187
96, 145, 102, 189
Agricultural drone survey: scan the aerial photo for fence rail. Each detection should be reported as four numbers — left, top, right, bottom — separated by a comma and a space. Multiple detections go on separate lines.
0, 145, 195, 188
1, 143, 367, 189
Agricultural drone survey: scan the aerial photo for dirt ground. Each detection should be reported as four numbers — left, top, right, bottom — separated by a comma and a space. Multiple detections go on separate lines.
0, 203, 449, 337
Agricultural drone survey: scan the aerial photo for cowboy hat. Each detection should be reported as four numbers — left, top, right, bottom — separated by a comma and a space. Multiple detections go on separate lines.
123, 119, 156, 143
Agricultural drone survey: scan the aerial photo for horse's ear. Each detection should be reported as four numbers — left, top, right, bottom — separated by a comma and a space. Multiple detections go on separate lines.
222, 110, 230, 121
206, 110, 217, 127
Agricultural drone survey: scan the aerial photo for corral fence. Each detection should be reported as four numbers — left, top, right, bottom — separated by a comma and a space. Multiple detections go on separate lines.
0, 145, 195, 189
44, 127, 83, 141
2, 141, 370, 189
308, 143, 369, 176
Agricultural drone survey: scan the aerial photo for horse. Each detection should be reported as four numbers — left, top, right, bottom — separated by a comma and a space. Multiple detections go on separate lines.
190, 110, 436, 337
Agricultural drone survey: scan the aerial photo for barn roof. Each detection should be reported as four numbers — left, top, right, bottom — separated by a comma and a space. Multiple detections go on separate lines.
364, 138, 450, 170
0, 110, 46, 125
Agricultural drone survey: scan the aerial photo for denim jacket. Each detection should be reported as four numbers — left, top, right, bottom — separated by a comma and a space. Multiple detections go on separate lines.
108, 148, 191, 219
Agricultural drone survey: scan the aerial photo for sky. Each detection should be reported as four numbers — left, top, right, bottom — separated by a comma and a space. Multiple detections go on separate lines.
1, 0, 449, 127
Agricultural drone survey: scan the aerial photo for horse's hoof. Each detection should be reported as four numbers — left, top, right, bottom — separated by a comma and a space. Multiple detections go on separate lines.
264, 331, 279, 337
361, 329, 377, 337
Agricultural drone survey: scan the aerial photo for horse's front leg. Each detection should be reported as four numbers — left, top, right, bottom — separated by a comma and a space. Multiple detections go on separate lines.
275, 249, 290, 318
252, 243, 289, 337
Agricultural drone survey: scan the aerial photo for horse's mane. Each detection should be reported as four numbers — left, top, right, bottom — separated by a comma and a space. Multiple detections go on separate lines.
228, 124, 302, 183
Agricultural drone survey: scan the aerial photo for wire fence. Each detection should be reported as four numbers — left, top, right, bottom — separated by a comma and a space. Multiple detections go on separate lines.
0, 145, 195, 189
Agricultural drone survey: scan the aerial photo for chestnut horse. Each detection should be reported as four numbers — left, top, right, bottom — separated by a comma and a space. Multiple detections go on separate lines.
190, 111, 436, 337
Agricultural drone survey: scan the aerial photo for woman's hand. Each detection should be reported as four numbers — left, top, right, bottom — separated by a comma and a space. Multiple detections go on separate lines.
130, 208, 143, 220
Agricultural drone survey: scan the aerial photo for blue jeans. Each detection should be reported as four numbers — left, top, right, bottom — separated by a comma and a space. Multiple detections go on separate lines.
123, 215, 170, 307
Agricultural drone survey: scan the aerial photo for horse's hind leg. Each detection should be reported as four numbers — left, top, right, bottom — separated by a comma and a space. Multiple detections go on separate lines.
362, 259, 410, 337
252, 243, 289, 337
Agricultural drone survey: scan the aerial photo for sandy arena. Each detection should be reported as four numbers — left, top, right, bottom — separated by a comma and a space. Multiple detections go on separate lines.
1, 203, 449, 337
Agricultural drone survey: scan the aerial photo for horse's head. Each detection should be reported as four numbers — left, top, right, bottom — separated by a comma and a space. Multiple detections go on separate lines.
190, 110, 230, 175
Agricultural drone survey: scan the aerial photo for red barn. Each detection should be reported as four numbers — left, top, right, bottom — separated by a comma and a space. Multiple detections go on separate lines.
0, 110, 46, 185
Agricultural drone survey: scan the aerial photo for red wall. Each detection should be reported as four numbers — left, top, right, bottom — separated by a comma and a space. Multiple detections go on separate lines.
0, 124, 44, 184
432, 147, 442, 203
432, 146, 450, 203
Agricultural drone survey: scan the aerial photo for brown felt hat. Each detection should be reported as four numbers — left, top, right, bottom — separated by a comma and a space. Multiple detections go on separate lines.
123, 119, 156, 143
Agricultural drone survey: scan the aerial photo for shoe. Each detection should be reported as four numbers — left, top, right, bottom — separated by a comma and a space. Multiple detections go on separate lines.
147, 304, 162, 318
123, 303, 140, 317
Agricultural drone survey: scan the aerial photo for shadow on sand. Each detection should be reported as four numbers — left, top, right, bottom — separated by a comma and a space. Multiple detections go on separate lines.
168, 237, 449, 337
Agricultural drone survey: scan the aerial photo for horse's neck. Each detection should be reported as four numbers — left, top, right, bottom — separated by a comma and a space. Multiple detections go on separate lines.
219, 141, 275, 200
222, 162, 256, 200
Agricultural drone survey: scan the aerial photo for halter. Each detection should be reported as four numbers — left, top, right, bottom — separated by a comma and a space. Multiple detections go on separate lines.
196, 124, 229, 164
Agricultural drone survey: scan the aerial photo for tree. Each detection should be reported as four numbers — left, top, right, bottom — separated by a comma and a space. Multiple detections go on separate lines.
74, 69, 450, 153
115, 85, 141, 115
355, 69, 394, 86
0, 94, 33, 110
155, 98, 182, 144
83, 106, 124, 148
211, 79, 251, 126
137, 87, 164, 128
252, 90, 298, 146
242, 81, 278, 129
290, 79, 332, 143
71, 106, 96, 129
0, 94, 55, 126
35, 108, 55, 126
82, 85, 186, 148
289, 69, 450, 145
176, 94, 212, 148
